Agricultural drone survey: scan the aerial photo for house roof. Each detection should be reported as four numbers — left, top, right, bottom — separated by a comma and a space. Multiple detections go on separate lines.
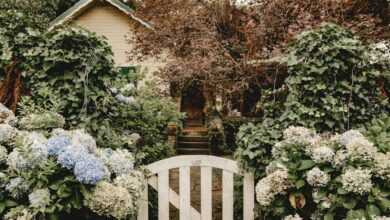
49, 0, 153, 31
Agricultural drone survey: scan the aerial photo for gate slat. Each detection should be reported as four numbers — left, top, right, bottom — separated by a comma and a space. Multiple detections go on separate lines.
180, 167, 191, 220
158, 170, 169, 220
201, 167, 212, 220
148, 176, 201, 219
222, 171, 234, 220
137, 181, 148, 220
243, 173, 255, 220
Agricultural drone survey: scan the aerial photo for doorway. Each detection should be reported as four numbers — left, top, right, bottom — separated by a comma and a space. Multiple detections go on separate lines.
181, 83, 206, 126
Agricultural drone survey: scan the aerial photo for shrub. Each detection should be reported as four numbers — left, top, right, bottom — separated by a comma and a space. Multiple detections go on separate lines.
282, 23, 388, 132
255, 126, 390, 219
0, 105, 145, 220
235, 23, 389, 173
23, 27, 116, 128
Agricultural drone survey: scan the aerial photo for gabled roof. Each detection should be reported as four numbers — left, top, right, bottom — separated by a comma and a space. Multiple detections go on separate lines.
49, 0, 153, 31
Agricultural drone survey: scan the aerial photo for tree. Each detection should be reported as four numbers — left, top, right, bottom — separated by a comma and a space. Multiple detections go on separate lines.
0, 10, 44, 111
130, 0, 389, 115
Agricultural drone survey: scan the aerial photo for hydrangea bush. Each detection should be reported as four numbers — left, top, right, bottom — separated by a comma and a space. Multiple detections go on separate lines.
0, 105, 145, 220
255, 126, 390, 220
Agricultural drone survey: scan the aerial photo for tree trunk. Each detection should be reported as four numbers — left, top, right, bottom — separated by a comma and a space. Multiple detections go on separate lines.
0, 62, 22, 112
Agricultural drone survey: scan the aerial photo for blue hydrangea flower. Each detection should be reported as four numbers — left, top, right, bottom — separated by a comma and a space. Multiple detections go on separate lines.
57, 145, 88, 170
47, 136, 71, 156
74, 154, 109, 185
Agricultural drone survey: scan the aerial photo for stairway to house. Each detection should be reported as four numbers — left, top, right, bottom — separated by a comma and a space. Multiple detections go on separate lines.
177, 120, 211, 155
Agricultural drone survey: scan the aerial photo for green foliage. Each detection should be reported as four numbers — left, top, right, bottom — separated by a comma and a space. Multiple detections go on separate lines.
23, 27, 116, 130
234, 23, 389, 174
283, 23, 388, 132
0, 10, 43, 68
364, 114, 390, 153
0, 0, 79, 24
234, 119, 283, 177
105, 79, 183, 163
222, 117, 261, 153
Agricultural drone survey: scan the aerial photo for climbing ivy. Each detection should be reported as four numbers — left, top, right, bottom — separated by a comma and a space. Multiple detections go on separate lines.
281, 23, 388, 132
235, 23, 389, 173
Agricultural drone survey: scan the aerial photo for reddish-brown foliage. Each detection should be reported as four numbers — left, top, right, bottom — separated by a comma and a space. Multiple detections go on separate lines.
0, 62, 22, 112
130, 0, 389, 95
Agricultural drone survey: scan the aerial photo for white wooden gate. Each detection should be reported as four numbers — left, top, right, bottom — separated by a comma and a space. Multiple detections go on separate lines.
137, 155, 255, 220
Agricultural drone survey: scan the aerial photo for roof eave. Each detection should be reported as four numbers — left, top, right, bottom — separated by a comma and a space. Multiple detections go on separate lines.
48, 0, 153, 31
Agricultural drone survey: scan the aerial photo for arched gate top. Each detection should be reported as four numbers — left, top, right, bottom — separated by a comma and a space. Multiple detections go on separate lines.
146, 155, 240, 175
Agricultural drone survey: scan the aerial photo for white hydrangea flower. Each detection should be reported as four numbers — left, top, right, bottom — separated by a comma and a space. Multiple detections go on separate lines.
6, 177, 29, 199
8, 132, 48, 171
310, 146, 335, 164
306, 167, 330, 187
372, 216, 390, 220
341, 168, 372, 195
70, 129, 97, 153
4, 206, 34, 220
28, 188, 51, 209
283, 214, 303, 220
346, 137, 377, 162
256, 170, 291, 206
0, 103, 17, 126
0, 124, 17, 144
271, 141, 287, 159
339, 130, 364, 146
305, 135, 323, 155
7, 150, 30, 171
114, 171, 145, 201
0, 145, 8, 164
373, 153, 390, 182
98, 148, 135, 176
85, 181, 135, 219
333, 149, 348, 168
14, 131, 47, 149
283, 126, 316, 145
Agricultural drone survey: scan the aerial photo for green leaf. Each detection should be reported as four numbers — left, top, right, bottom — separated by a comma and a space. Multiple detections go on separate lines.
343, 198, 357, 209
295, 180, 305, 189
5, 200, 18, 207
0, 202, 5, 214
324, 213, 334, 220
366, 204, 381, 217
298, 160, 315, 170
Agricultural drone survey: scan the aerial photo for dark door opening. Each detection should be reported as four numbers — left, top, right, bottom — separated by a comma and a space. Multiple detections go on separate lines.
181, 83, 206, 127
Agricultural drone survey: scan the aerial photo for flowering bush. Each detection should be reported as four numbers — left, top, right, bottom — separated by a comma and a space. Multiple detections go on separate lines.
0, 105, 145, 220
255, 126, 390, 219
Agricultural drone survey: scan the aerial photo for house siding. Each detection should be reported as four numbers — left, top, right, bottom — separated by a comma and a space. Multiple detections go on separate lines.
72, 2, 133, 66
71, 2, 168, 73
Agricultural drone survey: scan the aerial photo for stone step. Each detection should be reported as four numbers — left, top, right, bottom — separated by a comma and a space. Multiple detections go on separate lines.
178, 135, 209, 142
182, 128, 208, 136
184, 120, 204, 127
177, 147, 211, 155
178, 141, 209, 148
